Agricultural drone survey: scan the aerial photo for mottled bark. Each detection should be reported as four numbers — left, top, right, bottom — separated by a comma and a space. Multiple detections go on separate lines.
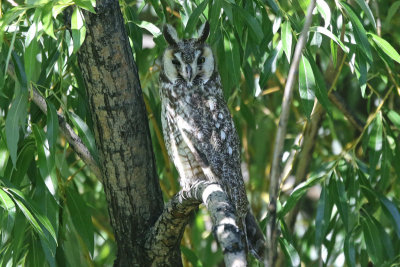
146, 182, 247, 266
76, 1, 166, 265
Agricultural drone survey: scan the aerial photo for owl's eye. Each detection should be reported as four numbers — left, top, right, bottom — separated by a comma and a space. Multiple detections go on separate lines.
197, 56, 205, 64
172, 59, 180, 66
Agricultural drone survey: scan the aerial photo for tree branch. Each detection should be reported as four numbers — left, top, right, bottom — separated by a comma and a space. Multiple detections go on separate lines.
30, 86, 103, 180
146, 181, 247, 266
266, 0, 316, 265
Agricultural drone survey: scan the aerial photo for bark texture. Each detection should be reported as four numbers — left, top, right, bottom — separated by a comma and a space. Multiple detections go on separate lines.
76, 1, 167, 265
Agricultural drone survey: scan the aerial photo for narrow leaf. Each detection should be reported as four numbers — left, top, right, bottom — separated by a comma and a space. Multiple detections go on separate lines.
74, 0, 96, 13
353, 0, 376, 30
46, 101, 59, 157
315, 184, 331, 248
5, 90, 28, 167
309, 26, 349, 53
361, 215, 384, 265
278, 238, 300, 267
298, 55, 316, 119
344, 232, 356, 267
368, 112, 383, 180
329, 173, 349, 232
68, 112, 98, 163
185, 0, 208, 35
379, 196, 400, 239
340, 2, 372, 62
368, 33, 400, 64
71, 7, 87, 53
41, 3, 56, 39
281, 20, 292, 62
66, 187, 94, 256
279, 170, 326, 218
387, 110, 400, 129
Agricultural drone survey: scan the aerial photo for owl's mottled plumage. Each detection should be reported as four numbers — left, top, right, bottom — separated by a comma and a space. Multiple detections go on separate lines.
159, 22, 265, 257
159, 22, 248, 218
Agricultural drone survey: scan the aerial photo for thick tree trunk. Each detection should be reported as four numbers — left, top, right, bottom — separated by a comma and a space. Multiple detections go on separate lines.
75, 1, 178, 265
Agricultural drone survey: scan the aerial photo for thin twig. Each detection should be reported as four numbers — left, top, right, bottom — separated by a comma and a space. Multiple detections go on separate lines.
266, 0, 316, 265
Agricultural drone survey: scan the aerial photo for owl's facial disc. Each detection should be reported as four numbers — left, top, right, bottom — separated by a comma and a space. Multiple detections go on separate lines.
163, 46, 214, 84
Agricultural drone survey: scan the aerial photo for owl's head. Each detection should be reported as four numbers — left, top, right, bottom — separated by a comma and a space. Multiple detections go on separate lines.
161, 22, 214, 85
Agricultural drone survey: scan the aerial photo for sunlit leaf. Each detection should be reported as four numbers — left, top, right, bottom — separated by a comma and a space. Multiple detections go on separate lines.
309, 26, 349, 53
298, 55, 316, 119
316, 0, 331, 28
368, 33, 400, 64
41, 3, 56, 39
71, 7, 87, 53
74, 0, 95, 13
5, 90, 28, 167
340, 2, 372, 62
32, 125, 57, 196
368, 112, 383, 180
281, 20, 292, 62
278, 238, 300, 267
387, 110, 400, 129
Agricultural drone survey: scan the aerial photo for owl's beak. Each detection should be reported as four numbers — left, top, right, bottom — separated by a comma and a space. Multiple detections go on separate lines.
185, 64, 192, 81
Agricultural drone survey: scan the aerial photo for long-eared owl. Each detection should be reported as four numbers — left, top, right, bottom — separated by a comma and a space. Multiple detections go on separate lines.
159, 22, 265, 257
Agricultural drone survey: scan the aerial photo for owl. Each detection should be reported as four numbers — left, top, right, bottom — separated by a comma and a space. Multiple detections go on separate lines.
159, 22, 264, 258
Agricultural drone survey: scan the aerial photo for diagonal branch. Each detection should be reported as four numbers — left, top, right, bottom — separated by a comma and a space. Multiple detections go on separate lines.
266, 0, 316, 265
30, 87, 102, 180
145, 181, 247, 266
7, 63, 102, 180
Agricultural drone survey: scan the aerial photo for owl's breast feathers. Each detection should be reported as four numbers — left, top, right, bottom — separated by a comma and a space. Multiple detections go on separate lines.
160, 80, 249, 218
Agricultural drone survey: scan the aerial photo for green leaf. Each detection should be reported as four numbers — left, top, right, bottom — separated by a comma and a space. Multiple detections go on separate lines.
309, 26, 349, 53
306, 52, 332, 116
354, 49, 368, 97
340, 2, 372, 62
5, 90, 28, 167
46, 101, 59, 157
24, 26, 41, 84
185, 0, 208, 35
3, 188, 46, 241
368, 33, 400, 64
316, 0, 331, 28
235, 6, 264, 43
74, 0, 95, 13
329, 173, 349, 231
279, 169, 326, 218
387, 110, 400, 129
315, 184, 331, 248
136, 21, 161, 38
298, 55, 316, 119
10, 137, 36, 186
383, 1, 400, 30
353, 0, 376, 30
71, 7, 87, 53
259, 41, 282, 88
4, 185, 57, 244
0, 188, 16, 244
361, 215, 384, 265
367, 112, 383, 180
66, 187, 94, 256
181, 246, 203, 267
281, 20, 292, 63
33, 125, 57, 196
344, 232, 356, 267
278, 238, 300, 267
68, 112, 98, 163
379, 196, 400, 239
41, 3, 56, 39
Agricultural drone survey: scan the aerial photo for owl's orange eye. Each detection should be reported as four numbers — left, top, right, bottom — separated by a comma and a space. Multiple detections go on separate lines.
197, 56, 205, 64
172, 59, 180, 66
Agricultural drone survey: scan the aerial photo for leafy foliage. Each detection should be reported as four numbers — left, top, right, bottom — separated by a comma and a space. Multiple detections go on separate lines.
1, 0, 400, 266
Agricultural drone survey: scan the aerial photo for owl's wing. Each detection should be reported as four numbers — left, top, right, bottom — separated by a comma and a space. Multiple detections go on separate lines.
178, 93, 249, 217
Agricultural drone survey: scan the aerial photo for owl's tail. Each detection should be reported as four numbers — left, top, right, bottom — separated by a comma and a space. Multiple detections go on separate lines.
244, 210, 266, 260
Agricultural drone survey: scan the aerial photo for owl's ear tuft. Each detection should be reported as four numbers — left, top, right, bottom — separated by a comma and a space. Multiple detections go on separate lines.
163, 24, 180, 46
196, 21, 210, 43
